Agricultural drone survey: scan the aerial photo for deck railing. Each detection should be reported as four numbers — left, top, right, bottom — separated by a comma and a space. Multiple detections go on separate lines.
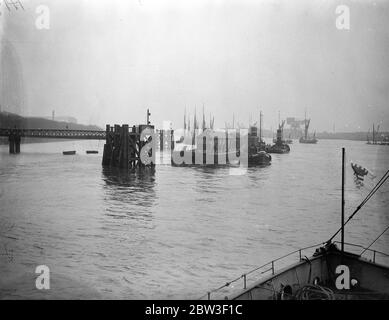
334, 241, 389, 264
199, 241, 389, 300
198, 242, 325, 300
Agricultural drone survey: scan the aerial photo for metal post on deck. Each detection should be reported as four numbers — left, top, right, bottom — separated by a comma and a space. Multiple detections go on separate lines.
341, 147, 345, 254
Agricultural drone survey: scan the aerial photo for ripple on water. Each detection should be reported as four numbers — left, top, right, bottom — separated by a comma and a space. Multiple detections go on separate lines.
0, 140, 388, 298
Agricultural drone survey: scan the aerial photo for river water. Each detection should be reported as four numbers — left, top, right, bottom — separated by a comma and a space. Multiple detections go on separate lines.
0, 139, 388, 299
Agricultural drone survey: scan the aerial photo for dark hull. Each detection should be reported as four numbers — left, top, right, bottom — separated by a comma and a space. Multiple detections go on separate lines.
266, 144, 290, 154
171, 149, 240, 167
248, 151, 272, 166
299, 137, 318, 144
63, 151, 76, 155
171, 149, 271, 167
273, 139, 293, 145
351, 163, 368, 177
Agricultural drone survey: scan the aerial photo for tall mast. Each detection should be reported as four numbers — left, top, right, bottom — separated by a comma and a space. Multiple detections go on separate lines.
202, 103, 205, 131
192, 107, 197, 146
194, 106, 197, 130
184, 107, 187, 131
146, 108, 151, 125
259, 110, 262, 143
341, 147, 345, 254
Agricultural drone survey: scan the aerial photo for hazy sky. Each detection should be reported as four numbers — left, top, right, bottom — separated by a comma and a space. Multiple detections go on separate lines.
1, 0, 388, 131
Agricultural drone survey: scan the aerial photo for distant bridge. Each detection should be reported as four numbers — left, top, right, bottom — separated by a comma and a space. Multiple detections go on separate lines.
0, 127, 173, 164
0, 128, 106, 140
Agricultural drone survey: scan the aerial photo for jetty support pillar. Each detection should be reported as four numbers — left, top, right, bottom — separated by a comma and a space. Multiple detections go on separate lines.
102, 124, 112, 166
8, 130, 21, 154
9, 133, 15, 154
15, 133, 21, 153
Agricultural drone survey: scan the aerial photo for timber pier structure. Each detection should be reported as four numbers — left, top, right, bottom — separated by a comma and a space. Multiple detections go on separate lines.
0, 120, 174, 170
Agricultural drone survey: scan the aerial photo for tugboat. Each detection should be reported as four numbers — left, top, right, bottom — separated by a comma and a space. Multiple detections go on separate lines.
201, 149, 389, 300
248, 124, 272, 166
299, 112, 318, 144
266, 120, 290, 154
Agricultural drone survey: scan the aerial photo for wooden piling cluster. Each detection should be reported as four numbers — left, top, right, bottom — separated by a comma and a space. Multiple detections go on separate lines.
102, 124, 155, 169
158, 129, 175, 151
8, 130, 21, 154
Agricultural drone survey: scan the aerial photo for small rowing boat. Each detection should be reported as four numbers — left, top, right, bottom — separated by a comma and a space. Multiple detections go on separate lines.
351, 162, 368, 179
63, 151, 76, 155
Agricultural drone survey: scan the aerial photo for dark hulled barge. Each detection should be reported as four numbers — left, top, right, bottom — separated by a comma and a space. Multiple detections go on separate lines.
299, 112, 318, 144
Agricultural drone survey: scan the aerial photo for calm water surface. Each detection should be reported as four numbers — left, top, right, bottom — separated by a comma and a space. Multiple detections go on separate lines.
0, 139, 388, 299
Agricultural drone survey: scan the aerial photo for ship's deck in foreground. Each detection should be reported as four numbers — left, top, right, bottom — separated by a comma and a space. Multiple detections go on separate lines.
201, 242, 389, 300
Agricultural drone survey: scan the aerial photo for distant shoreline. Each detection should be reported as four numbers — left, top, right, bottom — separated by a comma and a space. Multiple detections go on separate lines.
0, 137, 78, 145
0, 111, 103, 145
0, 135, 380, 146
315, 131, 388, 142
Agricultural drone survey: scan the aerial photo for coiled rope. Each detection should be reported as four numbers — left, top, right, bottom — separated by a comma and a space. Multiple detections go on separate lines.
294, 284, 335, 300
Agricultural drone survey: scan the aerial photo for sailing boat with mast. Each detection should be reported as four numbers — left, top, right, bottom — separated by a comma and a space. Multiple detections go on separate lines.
299, 111, 318, 144
171, 108, 240, 167
367, 123, 382, 145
